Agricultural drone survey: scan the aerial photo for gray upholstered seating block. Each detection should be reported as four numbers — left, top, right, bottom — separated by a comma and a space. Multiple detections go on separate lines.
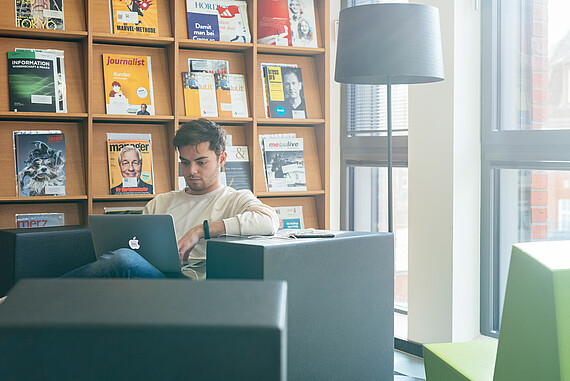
0, 226, 96, 296
207, 231, 394, 381
0, 278, 287, 381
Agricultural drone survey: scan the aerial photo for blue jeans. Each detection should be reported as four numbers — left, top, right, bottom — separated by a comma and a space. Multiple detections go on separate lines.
61, 248, 165, 279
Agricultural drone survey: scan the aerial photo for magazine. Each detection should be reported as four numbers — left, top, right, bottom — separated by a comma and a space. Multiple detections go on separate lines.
13, 130, 66, 197
8, 50, 59, 113
16, 48, 67, 113
215, 73, 232, 117
182, 71, 218, 117
188, 58, 229, 74
221, 146, 251, 191
15, 0, 64, 30
185, 0, 250, 43
260, 62, 297, 117
257, 0, 291, 46
103, 54, 155, 115
263, 137, 306, 191
265, 66, 306, 119
107, 133, 154, 195
178, 158, 186, 190
259, 132, 295, 190
16, 213, 65, 228
103, 206, 144, 214
109, 0, 158, 37
274, 206, 304, 229
228, 74, 248, 117
288, 0, 318, 48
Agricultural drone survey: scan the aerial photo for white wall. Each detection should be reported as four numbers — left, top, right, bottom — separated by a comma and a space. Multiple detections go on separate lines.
408, 0, 481, 343
330, 1, 341, 230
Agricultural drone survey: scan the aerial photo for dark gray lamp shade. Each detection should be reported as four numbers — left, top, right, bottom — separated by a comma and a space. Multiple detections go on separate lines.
335, 3, 444, 85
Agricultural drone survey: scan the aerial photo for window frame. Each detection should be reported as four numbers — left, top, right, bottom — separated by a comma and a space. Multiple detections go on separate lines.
480, 0, 570, 336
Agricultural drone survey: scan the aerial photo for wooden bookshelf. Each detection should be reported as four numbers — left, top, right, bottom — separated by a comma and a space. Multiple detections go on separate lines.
0, 0, 330, 230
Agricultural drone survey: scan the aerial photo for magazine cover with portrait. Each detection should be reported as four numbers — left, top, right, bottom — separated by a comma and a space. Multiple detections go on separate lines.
14, 130, 66, 197
107, 133, 155, 195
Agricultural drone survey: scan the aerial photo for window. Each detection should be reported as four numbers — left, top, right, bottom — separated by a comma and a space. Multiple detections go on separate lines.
340, 0, 409, 329
481, 0, 570, 336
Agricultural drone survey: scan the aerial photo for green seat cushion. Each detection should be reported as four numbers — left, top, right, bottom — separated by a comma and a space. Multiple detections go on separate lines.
423, 340, 497, 381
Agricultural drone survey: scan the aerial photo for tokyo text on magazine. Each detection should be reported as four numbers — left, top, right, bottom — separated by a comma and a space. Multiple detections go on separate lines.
16, 0, 64, 30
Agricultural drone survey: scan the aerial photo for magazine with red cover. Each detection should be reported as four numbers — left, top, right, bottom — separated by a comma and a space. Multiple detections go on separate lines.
257, 0, 292, 46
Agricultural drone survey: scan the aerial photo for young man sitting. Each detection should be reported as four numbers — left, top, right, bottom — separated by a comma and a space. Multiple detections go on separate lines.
63, 118, 279, 278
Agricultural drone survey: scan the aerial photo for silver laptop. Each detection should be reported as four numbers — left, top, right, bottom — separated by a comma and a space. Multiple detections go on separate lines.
89, 214, 182, 273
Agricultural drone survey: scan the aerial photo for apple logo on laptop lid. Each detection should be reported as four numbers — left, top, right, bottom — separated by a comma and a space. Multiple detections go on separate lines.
129, 237, 140, 250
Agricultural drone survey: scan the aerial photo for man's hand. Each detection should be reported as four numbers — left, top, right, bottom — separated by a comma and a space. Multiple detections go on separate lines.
177, 220, 226, 262
177, 224, 203, 263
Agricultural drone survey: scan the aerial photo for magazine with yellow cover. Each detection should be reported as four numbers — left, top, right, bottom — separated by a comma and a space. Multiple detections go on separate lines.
107, 133, 154, 195
109, 0, 159, 37
103, 54, 155, 115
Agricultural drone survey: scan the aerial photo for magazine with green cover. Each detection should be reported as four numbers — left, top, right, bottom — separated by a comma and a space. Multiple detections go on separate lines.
8, 50, 58, 113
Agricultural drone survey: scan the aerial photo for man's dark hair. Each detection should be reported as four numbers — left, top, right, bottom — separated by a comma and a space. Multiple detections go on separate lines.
173, 118, 226, 156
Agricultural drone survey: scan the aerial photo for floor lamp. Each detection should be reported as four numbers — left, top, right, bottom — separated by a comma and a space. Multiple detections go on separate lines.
334, 3, 445, 233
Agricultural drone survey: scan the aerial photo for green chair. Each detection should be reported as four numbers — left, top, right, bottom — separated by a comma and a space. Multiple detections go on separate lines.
424, 240, 570, 380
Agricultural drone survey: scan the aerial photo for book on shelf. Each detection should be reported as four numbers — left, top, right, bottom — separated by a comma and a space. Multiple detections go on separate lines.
13, 130, 66, 197
264, 65, 306, 119
215, 73, 232, 117
178, 158, 186, 190
15, 0, 64, 30
260, 62, 297, 117
188, 58, 229, 74
8, 50, 62, 113
221, 145, 251, 191
15, 213, 65, 228
103, 206, 144, 214
107, 133, 155, 195
228, 74, 248, 117
103, 54, 155, 115
182, 71, 218, 117
185, 0, 251, 43
274, 206, 304, 229
257, 0, 292, 46
109, 0, 158, 37
289, 0, 318, 48
263, 137, 306, 191
16, 48, 67, 113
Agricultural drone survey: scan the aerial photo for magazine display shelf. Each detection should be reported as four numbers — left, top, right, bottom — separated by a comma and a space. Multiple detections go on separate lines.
0, 0, 330, 230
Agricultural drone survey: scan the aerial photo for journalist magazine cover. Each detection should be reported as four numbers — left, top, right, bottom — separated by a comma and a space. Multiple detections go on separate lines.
107, 133, 155, 195
14, 130, 66, 197
103, 54, 155, 115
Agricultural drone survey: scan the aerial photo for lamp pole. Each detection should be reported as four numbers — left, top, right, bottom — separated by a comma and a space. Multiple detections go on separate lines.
387, 76, 393, 233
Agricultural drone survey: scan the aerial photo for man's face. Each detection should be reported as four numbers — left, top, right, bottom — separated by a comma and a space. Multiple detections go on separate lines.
113, 84, 120, 92
179, 141, 227, 195
120, 150, 142, 178
141, 104, 147, 112
284, 73, 301, 100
